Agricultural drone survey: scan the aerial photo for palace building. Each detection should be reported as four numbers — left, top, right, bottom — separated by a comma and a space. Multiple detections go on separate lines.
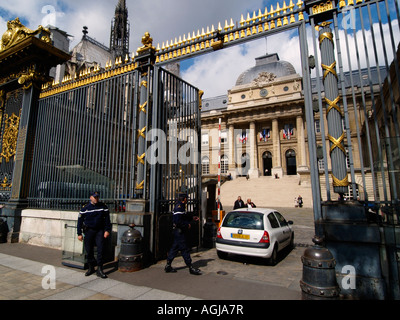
200, 52, 387, 201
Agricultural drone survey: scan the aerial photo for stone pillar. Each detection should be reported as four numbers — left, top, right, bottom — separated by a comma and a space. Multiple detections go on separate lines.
0, 22, 70, 242
297, 114, 310, 185
272, 118, 283, 178
248, 122, 259, 178
227, 124, 237, 178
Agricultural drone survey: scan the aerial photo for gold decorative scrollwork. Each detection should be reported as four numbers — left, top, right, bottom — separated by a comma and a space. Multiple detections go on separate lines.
0, 90, 5, 109
328, 132, 346, 155
325, 96, 343, 116
18, 66, 49, 90
321, 61, 337, 80
319, 31, 333, 45
0, 176, 12, 189
137, 153, 145, 165
312, 1, 334, 15
137, 126, 146, 139
139, 101, 147, 113
135, 180, 144, 190
0, 112, 20, 163
332, 174, 349, 187
0, 17, 50, 52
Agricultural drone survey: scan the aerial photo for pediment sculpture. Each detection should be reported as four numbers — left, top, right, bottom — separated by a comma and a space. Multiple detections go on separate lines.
252, 72, 276, 87
0, 17, 50, 52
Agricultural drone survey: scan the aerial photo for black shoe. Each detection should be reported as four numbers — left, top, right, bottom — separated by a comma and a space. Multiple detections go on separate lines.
85, 265, 95, 276
189, 266, 201, 275
164, 264, 177, 273
96, 266, 108, 279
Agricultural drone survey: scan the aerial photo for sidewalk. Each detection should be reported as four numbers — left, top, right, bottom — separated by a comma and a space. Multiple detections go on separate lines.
0, 207, 312, 301
0, 249, 198, 300
0, 242, 302, 300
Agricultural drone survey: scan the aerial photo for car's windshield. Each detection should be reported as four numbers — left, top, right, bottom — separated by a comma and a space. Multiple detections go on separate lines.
222, 211, 264, 230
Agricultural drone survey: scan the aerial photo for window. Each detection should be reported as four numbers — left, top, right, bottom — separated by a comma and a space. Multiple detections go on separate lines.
222, 212, 264, 230
202, 156, 209, 174
221, 130, 228, 144
315, 120, 321, 133
268, 213, 280, 228
201, 133, 209, 146
318, 158, 324, 170
283, 124, 294, 140
221, 155, 228, 173
274, 211, 288, 227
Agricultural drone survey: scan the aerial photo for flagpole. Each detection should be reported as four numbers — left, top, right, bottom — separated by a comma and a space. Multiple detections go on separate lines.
218, 118, 221, 222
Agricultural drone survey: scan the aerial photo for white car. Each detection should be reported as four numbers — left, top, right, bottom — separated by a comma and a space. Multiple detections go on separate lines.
216, 208, 294, 265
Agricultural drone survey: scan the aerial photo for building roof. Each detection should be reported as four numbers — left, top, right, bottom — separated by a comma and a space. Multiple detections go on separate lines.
235, 53, 297, 86
70, 33, 111, 68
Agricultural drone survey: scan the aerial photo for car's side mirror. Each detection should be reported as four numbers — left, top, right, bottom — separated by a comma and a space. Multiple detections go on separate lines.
288, 220, 294, 225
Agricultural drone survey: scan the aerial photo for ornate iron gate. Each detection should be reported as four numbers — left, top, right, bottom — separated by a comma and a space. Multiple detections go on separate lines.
150, 67, 201, 260
0, 0, 398, 298
0, 89, 22, 202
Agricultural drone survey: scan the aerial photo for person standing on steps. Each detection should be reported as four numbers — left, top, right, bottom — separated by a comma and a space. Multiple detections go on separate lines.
233, 196, 245, 209
165, 193, 201, 275
77, 191, 111, 279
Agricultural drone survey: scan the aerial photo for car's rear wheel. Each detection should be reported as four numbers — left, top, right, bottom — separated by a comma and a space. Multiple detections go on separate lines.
217, 250, 228, 260
269, 244, 278, 266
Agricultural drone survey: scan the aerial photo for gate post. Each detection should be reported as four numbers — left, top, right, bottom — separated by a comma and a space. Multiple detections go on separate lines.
115, 33, 156, 264
302, 1, 391, 299
0, 20, 70, 242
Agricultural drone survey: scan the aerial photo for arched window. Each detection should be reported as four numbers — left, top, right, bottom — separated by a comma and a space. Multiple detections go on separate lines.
221, 155, 228, 173
202, 156, 209, 174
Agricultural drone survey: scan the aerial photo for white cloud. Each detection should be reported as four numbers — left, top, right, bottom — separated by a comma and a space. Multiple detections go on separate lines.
1, 0, 399, 100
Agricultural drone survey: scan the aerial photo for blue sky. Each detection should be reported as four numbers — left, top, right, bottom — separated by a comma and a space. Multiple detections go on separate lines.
1, 0, 399, 97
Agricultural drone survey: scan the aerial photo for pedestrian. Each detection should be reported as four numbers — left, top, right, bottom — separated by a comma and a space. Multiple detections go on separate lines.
233, 196, 245, 209
165, 193, 201, 275
297, 195, 303, 208
246, 198, 256, 208
77, 191, 111, 279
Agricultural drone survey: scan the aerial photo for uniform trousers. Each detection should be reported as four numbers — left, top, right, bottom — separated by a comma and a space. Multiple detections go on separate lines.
167, 229, 192, 266
84, 228, 105, 266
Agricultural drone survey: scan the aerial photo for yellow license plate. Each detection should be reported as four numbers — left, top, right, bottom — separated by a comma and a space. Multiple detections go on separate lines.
231, 233, 250, 240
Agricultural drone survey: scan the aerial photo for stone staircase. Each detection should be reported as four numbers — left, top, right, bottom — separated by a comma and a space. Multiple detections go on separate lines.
220, 175, 313, 209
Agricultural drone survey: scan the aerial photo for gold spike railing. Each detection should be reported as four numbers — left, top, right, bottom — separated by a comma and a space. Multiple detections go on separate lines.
155, 0, 305, 64
40, 54, 136, 98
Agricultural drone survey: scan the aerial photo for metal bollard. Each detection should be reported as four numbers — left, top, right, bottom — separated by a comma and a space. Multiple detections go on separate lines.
300, 236, 340, 299
0, 218, 8, 243
118, 224, 143, 272
203, 218, 217, 248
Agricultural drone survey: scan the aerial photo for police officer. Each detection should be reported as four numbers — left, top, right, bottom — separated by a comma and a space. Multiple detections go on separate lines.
165, 193, 201, 275
77, 191, 111, 279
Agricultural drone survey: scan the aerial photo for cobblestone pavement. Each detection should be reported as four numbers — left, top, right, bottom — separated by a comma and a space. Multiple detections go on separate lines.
154, 206, 315, 292
0, 207, 314, 300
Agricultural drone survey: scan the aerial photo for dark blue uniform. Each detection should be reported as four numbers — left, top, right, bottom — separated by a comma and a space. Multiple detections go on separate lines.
77, 201, 111, 267
167, 199, 193, 266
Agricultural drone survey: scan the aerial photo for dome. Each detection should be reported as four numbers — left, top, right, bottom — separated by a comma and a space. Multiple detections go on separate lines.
235, 53, 297, 86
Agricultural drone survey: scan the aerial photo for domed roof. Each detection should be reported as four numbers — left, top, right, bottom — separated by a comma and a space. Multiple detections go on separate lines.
235, 53, 297, 86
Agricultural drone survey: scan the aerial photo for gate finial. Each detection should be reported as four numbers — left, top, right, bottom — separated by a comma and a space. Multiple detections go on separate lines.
137, 32, 155, 53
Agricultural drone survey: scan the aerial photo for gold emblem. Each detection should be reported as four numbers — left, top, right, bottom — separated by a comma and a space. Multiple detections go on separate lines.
0, 112, 20, 163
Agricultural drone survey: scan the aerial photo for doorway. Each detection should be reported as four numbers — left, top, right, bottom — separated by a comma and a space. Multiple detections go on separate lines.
286, 149, 297, 175
262, 151, 272, 176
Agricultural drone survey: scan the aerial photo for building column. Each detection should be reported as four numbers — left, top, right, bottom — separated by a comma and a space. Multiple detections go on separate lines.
227, 124, 237, 178
248, 121, 260, 178
297, 115, 308, 167
272, 118, 283, 178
